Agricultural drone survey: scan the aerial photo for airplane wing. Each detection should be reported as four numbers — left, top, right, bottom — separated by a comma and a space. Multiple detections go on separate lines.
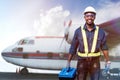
98, 17, 120, 49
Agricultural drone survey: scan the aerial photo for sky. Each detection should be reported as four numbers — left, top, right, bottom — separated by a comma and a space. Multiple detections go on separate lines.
0, 0, 120, 72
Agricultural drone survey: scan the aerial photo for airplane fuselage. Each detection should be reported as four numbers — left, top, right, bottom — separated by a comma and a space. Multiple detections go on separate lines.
2, 36, 77, 70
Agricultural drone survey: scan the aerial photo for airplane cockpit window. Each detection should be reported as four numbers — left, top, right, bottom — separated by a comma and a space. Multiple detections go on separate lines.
18, 39, 34, 45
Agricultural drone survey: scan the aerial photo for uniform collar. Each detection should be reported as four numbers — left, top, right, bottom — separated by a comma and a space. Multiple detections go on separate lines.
83, 24, 96, 31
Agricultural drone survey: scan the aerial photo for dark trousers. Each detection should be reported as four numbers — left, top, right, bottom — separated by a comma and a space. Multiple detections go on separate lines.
76, 57, 100, 80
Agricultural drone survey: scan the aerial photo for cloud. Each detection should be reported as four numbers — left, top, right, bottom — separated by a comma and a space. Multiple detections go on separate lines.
29, 1, 120, 36
33, 6, 70, 36
96, 0, 120, 24
66, 1, 120, 25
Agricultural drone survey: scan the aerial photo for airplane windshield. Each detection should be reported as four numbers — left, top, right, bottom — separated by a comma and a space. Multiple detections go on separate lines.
18, 39, 34, 45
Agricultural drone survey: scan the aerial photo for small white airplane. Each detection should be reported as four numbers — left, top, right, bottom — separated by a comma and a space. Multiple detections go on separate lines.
1, 18, 120, 74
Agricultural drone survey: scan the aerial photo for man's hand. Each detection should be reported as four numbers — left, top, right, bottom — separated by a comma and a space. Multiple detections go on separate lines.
66, 61, 70, 72
102, 61, 111, 76
66, 54, 73, 72
105, 61, 111, 71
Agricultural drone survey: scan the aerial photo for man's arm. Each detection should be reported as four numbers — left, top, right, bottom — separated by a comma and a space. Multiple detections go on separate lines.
67, 28, 79, 67
102, 50, 110, 62
66, 54, 74, 68
101, 29, 110, 62
68, 54, 74, 63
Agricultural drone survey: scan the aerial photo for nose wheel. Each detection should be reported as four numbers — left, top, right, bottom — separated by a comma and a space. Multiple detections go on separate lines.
18, 67, 29, 75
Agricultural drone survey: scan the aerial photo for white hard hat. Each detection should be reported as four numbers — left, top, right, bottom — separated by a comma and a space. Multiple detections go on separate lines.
84, 6, 96, 14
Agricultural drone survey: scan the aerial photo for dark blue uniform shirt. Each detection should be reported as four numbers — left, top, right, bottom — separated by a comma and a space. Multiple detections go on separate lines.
69, 24, 108, 57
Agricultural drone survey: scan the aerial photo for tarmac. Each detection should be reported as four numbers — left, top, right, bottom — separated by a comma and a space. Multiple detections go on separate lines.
0, 70, 120, 80
0, 72, 58, 80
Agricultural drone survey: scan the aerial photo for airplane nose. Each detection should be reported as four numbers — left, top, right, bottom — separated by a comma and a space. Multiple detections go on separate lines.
1, 52, 4, 57
1, 50, 9, 62
1, 46, 23, 59
1, 47, 11, 57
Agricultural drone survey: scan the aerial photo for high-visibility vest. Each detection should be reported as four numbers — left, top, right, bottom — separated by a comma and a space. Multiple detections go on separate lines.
77, 26, 101, 57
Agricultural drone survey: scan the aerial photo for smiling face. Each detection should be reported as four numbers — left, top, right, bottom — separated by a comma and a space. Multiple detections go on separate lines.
84, 12, 96, 25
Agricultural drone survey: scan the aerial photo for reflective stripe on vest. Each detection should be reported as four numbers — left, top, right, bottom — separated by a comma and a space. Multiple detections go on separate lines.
78, 52, 101, 57
78, 26, 101, 57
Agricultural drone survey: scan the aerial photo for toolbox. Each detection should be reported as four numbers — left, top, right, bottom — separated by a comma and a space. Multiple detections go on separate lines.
58, 67, 76, 80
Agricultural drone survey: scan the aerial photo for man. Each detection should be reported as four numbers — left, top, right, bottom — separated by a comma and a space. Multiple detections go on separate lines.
67, 6, 110, 80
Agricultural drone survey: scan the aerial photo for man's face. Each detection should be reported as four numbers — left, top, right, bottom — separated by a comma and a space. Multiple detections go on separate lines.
84, 12, 96, 25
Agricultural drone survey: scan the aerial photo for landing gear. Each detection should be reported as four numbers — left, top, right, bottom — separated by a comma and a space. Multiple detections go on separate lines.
17, 67, 29, 75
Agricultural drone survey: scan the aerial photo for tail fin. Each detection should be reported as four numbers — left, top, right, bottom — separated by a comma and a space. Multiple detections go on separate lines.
64, 20, 72, 44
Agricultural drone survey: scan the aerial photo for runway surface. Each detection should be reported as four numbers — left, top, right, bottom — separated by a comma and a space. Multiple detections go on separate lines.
0, 72, 58, 80
0, 71, 120, 80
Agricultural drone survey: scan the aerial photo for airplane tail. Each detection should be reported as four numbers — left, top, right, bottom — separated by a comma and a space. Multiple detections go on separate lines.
64, 20, 72, 44
59, 20, 72, 49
